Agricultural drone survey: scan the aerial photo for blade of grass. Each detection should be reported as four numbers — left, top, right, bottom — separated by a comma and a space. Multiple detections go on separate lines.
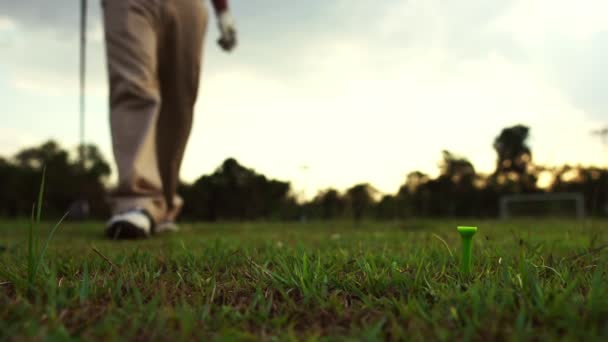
27, 167, 47, 288
33, 167, 46, 268
91, 246, 120, 269
80, 262, 90, 304
27, 204, 36, 286
36, 166, 46, 224
432, 233, 454, 258
32, 211, 69, 280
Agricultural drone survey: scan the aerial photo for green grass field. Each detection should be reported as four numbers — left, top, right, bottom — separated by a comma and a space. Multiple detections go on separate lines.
1, 219, 607, 341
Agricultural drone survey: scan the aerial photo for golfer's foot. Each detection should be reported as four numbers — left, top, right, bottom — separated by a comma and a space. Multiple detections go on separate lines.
105, 209, 154, 240
156, 221, 180, 234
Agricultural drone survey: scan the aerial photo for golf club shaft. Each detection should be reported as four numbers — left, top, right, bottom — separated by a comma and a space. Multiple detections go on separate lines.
79, 0, 87, 167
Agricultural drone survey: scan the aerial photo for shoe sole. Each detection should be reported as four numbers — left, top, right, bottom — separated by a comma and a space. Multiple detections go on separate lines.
156, 222, 179, 234
105, 221, 149, 240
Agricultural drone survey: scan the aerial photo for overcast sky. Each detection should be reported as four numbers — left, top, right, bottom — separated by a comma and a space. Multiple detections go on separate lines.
0, 0, 607, 197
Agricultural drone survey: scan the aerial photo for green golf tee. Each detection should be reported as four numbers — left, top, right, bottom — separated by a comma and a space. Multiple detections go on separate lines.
457, 226, 477, 274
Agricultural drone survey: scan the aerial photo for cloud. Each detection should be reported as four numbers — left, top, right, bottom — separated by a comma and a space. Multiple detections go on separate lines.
0, 0, 90, 35
0, 16, 16, 30
491, 0, 608, 120
0, 15, 16, 46
494, 0, 608, 42
0, 15, 107, 99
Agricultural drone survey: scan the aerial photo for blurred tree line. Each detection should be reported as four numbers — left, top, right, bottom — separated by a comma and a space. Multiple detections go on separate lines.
0, 141, 111, 219
0, 125, 606, 221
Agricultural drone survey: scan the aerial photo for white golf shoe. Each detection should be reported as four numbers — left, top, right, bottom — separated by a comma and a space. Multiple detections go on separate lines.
105, 209, 154, 240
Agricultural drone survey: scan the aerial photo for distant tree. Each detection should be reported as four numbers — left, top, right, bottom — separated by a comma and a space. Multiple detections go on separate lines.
402, 171, 430, 194
0, 157, 22, 217
311, 189, 346, 219
395, 152, 479, 217
493, 125, 532, 175
436, 150, 478, 216
12, 141, 73, 217
14, 140, 69, 170
79, 144, 112, 181
375, 194, 399, 220
550, 165, 608, 216
439, 150, 475, 184
492, 125, 536, 192
0, 141, 112, 218
180, 158, 293, 221
345, 183, 377, 222
397, 171, 431, 218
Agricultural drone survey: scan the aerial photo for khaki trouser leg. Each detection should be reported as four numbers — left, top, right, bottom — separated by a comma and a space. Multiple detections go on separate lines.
157, 0, 208, 221
103, 0, 208, 223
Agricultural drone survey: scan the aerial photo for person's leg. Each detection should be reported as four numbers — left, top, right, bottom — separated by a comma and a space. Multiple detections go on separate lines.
103, 0, 168, 225
156, 0, 209, 222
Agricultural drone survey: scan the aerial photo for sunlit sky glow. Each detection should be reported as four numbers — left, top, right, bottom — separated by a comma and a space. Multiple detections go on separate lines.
0, 0, 607, 198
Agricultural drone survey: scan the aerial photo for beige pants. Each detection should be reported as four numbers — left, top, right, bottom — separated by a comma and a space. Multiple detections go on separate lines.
103, 0, 208, 223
